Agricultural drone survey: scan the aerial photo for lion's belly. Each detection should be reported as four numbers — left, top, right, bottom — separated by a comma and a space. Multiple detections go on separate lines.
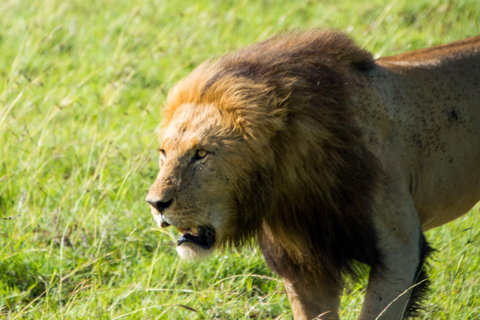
415, 185, 480, 231
413, 152, 480, 230
408, 105, 480, 231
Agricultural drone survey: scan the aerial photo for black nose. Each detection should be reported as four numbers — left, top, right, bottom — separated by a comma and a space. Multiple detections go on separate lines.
147, 198, 173, 212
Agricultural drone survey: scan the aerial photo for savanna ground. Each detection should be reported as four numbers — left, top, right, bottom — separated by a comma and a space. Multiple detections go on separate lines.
0, 0, 479, 319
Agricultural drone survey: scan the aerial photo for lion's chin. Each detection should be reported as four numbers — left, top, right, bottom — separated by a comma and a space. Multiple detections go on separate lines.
176, 242, 214, 262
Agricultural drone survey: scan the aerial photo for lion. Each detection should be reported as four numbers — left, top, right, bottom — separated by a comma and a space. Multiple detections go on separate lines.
146, 30, 480, 319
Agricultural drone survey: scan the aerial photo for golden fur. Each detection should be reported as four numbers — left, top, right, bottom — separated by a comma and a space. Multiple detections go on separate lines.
147, 30, 480, 319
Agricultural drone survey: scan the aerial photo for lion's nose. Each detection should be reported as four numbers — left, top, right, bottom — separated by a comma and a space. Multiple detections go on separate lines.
146, 198, 173, 212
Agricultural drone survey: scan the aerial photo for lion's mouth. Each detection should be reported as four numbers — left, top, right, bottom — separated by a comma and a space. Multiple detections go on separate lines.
176, 226, 215, 249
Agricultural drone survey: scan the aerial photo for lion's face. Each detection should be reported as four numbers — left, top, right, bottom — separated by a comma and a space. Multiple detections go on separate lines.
146, 103, 256, 261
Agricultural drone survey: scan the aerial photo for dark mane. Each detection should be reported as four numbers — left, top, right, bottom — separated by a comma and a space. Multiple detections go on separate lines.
165, 30, 382, 282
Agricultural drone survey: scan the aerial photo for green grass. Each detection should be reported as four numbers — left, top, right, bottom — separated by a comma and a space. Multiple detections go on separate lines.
0, 0, 479, 319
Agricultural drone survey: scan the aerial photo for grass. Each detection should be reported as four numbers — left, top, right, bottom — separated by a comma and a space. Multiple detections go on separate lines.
0, 0, 479, 319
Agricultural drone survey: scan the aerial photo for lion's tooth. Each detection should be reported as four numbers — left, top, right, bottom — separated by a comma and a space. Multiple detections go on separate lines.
176, 227, 186, 234
191, 227, 199, 235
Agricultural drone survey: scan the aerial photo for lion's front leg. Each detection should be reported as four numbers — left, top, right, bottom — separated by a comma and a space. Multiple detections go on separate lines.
359, 236, 428, 319
260, 231, 342, 320
284, 276, 342, 320
359, 186, 431, 320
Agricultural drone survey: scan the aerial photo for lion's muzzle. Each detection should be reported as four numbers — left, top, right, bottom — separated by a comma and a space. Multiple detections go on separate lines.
146, 195, 173, 228
146, 198, 173, 212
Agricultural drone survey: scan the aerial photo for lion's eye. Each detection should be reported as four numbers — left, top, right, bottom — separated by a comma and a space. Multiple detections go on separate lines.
194, 149, 208, 160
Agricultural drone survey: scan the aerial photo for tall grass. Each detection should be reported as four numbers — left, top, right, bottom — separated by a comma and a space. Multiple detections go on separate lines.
0, 0, 479, 319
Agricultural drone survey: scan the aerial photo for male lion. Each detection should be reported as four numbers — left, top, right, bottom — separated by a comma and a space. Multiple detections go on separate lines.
146, 30, 480, 319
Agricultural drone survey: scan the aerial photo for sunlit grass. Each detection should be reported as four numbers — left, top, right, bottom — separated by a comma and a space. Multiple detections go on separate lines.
0, 0, 479, 319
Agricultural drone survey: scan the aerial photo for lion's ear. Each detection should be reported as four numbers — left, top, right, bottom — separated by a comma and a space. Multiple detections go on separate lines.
233, 104, 287, 147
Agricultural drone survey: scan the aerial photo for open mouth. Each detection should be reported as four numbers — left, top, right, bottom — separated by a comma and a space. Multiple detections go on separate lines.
176, 226, 215, 249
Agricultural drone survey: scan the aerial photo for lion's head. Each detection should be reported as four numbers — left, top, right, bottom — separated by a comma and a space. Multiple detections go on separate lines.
147, 30, 381, 277
146, 97, 273, 260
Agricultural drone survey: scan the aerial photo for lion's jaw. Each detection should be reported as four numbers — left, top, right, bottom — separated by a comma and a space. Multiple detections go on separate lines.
159, 202, 234, 262
147, 165, 235, 261
174, 216, 230, 261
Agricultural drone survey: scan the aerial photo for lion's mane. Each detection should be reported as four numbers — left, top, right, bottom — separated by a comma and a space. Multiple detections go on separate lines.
164, 30, 383, 282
